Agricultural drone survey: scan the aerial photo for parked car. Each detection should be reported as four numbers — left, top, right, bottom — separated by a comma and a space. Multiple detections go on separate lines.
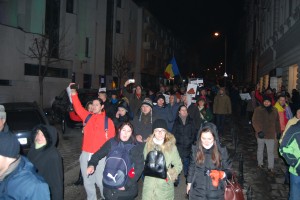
51, 88, 98, 133
3, 102, 50, 154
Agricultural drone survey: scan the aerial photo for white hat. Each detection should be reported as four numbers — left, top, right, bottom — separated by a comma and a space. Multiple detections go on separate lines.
0, 105, 6, 119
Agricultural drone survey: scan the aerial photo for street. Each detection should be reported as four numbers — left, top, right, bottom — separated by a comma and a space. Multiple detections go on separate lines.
58, 115, 289, 200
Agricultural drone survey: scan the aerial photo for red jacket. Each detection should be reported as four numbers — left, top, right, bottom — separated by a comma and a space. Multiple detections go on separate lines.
72, 94, 115, 153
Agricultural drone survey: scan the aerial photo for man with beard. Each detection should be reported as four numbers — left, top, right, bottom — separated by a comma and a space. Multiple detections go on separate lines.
252, 96, 281, 175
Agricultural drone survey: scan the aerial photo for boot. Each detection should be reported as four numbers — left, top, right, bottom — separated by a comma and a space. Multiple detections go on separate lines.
73, 170, 83, 186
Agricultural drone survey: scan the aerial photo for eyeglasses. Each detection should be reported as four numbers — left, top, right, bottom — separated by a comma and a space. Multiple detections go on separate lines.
154, 129, 166, 134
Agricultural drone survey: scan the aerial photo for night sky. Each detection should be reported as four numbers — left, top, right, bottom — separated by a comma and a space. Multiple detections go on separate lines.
134, 0, 245, 76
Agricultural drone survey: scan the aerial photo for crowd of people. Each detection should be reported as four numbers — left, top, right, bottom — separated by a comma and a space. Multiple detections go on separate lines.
0, 79, 300, 200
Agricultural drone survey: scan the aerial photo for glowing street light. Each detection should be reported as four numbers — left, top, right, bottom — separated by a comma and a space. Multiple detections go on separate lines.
213, 32, 228, 85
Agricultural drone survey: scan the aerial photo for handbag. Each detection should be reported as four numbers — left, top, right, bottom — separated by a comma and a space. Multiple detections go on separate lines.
144, 150, 167, 179
224, 175, 245, 200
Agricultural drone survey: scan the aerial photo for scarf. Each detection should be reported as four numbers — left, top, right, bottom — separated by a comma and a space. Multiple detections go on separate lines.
179, 115, 187, 125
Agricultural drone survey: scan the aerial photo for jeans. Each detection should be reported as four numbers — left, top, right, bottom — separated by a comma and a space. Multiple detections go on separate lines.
175, 157, 190, 186
290, 173, 300, 200
215, 114, 225, 136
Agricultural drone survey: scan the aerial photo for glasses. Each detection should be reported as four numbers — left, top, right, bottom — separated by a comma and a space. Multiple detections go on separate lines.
154, 129, 166, 134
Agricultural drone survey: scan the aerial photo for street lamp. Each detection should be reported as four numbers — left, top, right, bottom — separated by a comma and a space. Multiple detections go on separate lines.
213, 32, 228, 84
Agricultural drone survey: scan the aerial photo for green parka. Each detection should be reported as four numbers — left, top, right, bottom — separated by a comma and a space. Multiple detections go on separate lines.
142, 133, 183, 200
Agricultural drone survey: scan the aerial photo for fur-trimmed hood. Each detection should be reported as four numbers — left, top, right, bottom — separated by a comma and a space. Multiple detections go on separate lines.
145, 131, 176, 153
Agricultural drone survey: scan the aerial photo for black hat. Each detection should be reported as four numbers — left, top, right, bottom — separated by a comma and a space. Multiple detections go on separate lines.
152, 119, 168, 132
0, 132, 20, 158
263, 95, 272, 102
156, 94, 165, 102
141, 98, 153, 108
118, 100, 129, 112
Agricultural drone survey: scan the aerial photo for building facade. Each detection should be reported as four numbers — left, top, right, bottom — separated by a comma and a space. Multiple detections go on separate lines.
245, 0, 300, 93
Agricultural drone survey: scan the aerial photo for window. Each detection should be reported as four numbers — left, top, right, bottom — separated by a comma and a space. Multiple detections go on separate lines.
24, 63, 68, 78
0, 79, 11, 86
66, 0, 74, 13
85, 37, 89, 57
116, 20, 121, 33
83, 74, 92, 89
117, 0, 122, 8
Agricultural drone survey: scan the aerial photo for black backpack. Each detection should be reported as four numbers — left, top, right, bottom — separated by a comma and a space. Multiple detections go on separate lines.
102, 139, 135, 189
144, 150, 167, 179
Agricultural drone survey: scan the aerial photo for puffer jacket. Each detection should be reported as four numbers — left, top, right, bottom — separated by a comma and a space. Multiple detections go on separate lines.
0, 156, 50, 200
187, 123, 232, 200
172, 115, 197, 158
142, 133, 183, 200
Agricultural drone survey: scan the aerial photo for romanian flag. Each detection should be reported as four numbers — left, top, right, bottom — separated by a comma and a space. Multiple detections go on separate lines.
164, 57, 180, 79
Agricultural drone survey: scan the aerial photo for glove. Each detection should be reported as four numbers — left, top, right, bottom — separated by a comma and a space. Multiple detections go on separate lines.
167, 168, 178, 182
209, 170, 225, 187
128, 167, 135, 178
276, 132, 281, 140
258, 131, 264, 139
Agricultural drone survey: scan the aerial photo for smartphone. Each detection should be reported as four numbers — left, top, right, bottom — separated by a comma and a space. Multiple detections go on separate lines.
71, 84, 78, 89
129, 79, 135, 83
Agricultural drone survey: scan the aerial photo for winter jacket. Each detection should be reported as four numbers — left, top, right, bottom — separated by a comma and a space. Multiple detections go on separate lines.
132, 111, 157, 142
122, 87, 145, 117
166, 102, 180, 131
280, 116, 300, 143
187, 123, 232, 200
213, 93, 232, 115
88, 138, 144, 199
279, 121, 300, 176
0, 156, 50, 200
142, 133, 183, 200
252, 106, 281, 139
172, 115, 197, 158
274, 102, 293, 132
112, 113, 131, 129
188, 104, 213, 131
153, 105, 171, 129
72, 94, 116, 153
27, 125, 63, 200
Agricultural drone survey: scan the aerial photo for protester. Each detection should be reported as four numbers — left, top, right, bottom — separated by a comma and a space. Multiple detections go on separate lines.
142, 119, 183, 200
122, 79, 145, 117
98, 90, 114, 119
0, 132, 50, 199
172, 105, 197, 186
188, 97, 213, 131
0, 105, 9, 132
132, 98, 156, 143
153, 95, 170, 130
279, 120, 300, 200
112, 100, 132, 129
68, 83, 116, 200
87, 122, 144, 200
186, 123, 232, 199
27, 125, 64, 200
252, 96, 281, 174
166, 94, 180, 131
213, 87, 232, 137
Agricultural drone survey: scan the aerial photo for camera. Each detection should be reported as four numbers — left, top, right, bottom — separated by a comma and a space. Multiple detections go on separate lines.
129, 79, 135, 83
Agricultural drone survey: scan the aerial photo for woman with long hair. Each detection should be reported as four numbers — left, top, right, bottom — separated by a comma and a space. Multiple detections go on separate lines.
186, 123, 231, 199
87, 122, 144, 200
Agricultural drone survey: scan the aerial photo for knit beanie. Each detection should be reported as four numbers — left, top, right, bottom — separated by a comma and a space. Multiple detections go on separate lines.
156, 94, 166, 102
0, 132, 20, 158
263, 95, 272, 102
141, 98, 153, 108
152, 119, 168, 132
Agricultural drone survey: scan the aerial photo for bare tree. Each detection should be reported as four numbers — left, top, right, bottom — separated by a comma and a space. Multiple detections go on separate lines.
111, 54, 131, 89
24, 28, 70, 108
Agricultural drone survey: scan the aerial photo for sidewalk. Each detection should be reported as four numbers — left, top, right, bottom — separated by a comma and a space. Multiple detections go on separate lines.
224, 114, 289, 200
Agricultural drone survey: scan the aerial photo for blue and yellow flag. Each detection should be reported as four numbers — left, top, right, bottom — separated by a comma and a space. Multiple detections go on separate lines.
164, 57, 180, 79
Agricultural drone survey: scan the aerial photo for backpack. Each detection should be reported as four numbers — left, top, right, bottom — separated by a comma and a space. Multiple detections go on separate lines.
144, 150, 167, 179
102, 139, 135, 189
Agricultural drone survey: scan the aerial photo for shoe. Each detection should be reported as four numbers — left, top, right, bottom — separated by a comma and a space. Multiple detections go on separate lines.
174, 182, 179, 187
185, 193, 189, 199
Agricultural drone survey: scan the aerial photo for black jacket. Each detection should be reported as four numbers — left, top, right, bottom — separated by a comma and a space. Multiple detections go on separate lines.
27, 125, 63, 200
88, 138, 144, 199
187, 123, 232, 200
172, 115, 197, 158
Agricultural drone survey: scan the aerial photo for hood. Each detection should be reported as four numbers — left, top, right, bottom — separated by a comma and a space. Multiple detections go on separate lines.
198, 122, 220, 144
145, 131, 176, 153
32, 124, 58, 149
